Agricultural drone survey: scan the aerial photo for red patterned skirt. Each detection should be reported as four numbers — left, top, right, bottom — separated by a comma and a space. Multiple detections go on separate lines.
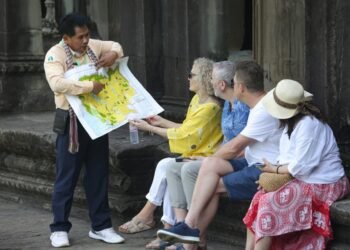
243, 176, 350, 250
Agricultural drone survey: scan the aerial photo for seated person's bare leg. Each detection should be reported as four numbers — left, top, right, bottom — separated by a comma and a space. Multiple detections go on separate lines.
245, 228, 255, 250
174, 208, 187, 222
254, 236, 272, 250
185, 157, 233, 228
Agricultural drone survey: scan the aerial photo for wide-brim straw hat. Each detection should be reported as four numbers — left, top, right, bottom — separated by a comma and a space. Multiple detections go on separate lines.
262, 79, 313, 119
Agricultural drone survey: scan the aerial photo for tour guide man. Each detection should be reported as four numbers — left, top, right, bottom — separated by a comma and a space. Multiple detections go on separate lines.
44, 13, 124, 248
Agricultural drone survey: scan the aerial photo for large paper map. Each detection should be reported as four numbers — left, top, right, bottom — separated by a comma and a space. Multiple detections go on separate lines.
64, 57, 163, 139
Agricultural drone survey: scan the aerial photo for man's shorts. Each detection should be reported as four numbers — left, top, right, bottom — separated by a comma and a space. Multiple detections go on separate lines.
223, 158, 262, 201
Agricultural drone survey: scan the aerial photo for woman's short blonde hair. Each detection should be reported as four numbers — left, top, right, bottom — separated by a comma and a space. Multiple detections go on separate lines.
193, 57, 215, 96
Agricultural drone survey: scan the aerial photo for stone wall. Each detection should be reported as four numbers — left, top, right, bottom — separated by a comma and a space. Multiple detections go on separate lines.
0, 0, 55, 113
305, 0, 350, 174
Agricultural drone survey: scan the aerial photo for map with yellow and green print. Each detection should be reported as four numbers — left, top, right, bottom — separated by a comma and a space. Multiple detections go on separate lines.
64, 57, 163, 139
79, 67, 136, 126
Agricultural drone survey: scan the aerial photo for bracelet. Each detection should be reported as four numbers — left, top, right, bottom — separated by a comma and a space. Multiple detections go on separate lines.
276, 165, 281, 174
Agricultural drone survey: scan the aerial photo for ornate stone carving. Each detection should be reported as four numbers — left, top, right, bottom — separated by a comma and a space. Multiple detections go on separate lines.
42, 0, 58, 35
0, 61, 44, 73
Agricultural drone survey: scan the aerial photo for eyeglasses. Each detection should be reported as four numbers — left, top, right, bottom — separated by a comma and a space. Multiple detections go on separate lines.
188, 73, 197, 79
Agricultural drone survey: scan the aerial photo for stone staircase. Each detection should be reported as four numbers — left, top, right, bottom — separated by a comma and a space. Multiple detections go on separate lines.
0, 112, 349, 249
0, 112, 170, 215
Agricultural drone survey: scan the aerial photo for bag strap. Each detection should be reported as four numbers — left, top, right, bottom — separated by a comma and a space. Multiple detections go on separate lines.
62, 43, 99, 153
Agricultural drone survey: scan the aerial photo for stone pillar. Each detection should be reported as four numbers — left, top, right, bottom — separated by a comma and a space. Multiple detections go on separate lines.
42, 0, 58, 35
161, 0, 244, 112
305, 0, 350, 174
0, 0, 54, 112
108, 0, 148, 95
188, 0, 245, 60
305, 0, 350, 130
253, 0, 305, 90
108, 0, 167, 111
106, 0, 244, 118
86, 0, 109, 39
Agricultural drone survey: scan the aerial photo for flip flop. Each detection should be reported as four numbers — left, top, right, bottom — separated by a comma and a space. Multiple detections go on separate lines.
165, 243, 185, 250
118, 217, 156, 234
166, 243, 204, 250
145, 237, 172, 249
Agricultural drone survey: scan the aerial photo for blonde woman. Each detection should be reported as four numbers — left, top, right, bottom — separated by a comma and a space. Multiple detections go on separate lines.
119, 58, 223, 249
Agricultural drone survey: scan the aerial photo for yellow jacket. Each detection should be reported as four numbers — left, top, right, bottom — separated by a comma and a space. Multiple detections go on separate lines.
44, 39, 123, 110
167, 95, 223, 157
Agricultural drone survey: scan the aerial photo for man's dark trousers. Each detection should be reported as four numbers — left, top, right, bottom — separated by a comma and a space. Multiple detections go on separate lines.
50, 120, 112, 232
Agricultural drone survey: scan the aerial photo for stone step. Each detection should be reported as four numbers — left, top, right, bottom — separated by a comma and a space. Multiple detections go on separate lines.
0, 166, 153, 215
208, 215, 246, 247
329, 242, 350, 250
0, 130, 56, 160
207, 231, 245, 249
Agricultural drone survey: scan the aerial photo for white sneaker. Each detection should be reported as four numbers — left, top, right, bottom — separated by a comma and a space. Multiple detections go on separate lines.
50, 231, 70, 248
89, 227, 124, 244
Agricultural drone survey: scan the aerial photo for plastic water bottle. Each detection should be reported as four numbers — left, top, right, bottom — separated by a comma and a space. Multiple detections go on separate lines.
129, 123, 139, 144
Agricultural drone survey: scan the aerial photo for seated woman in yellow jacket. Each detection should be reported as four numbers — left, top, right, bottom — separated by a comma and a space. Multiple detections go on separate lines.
118, 58, 223, 243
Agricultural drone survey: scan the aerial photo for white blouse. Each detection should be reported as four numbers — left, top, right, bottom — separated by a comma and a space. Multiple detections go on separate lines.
277, 115, 345, 184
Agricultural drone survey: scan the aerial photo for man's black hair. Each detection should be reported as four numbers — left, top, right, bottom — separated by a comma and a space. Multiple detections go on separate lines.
59, 13, 91, 37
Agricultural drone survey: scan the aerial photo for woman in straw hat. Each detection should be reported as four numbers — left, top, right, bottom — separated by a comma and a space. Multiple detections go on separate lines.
243, 79, 350, 250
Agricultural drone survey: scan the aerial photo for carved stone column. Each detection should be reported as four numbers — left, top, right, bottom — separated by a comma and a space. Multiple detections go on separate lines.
305, 0, 350, 174
0, 0, 54, 112
107, 0, 246, 119
42, 0, 58, 35
253, 0, 305, 90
